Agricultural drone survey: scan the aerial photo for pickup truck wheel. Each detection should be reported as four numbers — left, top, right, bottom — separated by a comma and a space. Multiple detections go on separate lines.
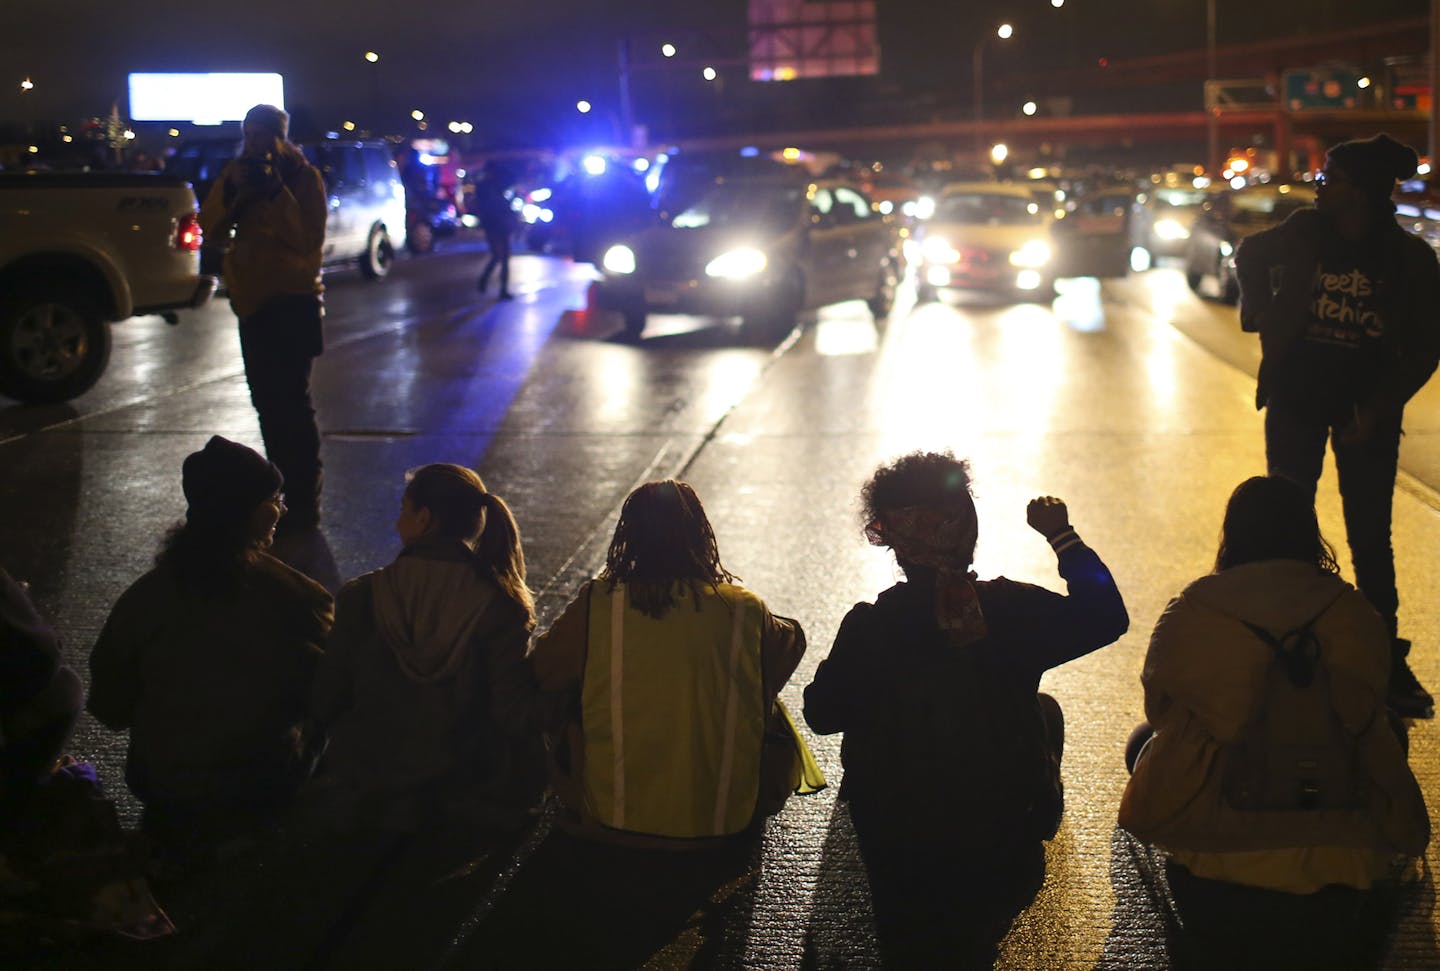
359, 228, 395, 280
0, 287, 112, 403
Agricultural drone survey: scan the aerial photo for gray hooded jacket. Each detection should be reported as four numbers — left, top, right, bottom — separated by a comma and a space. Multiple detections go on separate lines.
310, 536, 536, 795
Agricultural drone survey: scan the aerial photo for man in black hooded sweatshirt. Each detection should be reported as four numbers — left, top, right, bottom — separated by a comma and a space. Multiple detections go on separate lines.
1236, 133, 1440, 717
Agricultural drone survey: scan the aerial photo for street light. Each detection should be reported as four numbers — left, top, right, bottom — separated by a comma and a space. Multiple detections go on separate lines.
661, 43, 676, 58
364, 51, 379, 63
576, 100, 592, 114
1022, 100, 1038, 116
702, 66, 717, 82
973, 24, 1013, 154
20, 77, 34, 92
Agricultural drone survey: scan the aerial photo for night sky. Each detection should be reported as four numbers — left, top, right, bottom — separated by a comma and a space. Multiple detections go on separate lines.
2, 0, 1428, 144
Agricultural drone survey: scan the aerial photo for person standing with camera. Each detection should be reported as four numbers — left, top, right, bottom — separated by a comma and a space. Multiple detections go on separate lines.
200, 104, 328, 534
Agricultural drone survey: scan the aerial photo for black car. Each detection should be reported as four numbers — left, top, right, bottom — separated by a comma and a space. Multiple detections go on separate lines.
1184, 183, 1316, 303
593, 176, 900, 340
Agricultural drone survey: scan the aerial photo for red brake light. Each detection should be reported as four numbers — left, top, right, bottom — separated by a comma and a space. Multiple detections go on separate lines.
176, 212, 202, 252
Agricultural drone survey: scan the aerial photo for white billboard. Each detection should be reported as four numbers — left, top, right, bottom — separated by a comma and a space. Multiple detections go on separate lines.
127, 73, 285, 124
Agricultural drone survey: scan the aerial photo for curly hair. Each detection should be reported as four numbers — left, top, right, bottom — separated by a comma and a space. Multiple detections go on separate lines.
861, 451, 974, 526
600, 480, 737, 618
1214, 475, 1339, 575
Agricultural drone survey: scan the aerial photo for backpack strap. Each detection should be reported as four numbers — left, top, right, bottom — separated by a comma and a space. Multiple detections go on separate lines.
1239, 591, 1346, 688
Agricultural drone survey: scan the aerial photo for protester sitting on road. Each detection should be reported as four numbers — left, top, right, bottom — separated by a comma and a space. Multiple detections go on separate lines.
1119, 475, 1428, 971
87, 436, 333, 863
2, 567, 172, 940
307, 464, 544, 829
0, 567, 83, 831
530, 479, 807, 847
803, 452, 1128, 968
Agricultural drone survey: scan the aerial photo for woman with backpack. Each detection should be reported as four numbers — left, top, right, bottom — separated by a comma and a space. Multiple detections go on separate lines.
803, 452, 1128, 967
1120, 475, 1429, 970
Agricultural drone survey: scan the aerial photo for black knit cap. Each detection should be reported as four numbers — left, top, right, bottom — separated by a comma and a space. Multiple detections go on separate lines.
1326, 133, 1419, 204
181, 436, 282, 525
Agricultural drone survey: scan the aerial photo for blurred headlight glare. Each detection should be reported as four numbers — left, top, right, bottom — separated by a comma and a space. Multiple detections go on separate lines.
922, 235, 959, 263
603, 244, 636, 274
1219, 240, 1234, 258
705, 247, 767, 278
1154, 218, 1190, 241
1008, 239, 1051, 267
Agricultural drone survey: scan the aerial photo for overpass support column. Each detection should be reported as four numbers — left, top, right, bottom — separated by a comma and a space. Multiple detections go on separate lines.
1274, 110, 1292, 176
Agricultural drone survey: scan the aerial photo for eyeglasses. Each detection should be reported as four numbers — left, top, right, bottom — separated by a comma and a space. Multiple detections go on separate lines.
269, 493, 287, 510
1315, 170, 1350, 187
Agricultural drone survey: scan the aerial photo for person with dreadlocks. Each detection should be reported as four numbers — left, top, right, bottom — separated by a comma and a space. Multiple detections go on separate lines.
530, 479, 806, 846
803, 452, 1127, 967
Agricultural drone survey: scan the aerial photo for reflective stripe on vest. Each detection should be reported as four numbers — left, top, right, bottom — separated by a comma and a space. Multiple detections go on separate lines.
580, 581, 767, 838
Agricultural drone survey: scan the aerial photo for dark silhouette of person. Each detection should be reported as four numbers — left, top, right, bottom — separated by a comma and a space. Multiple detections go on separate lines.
804, 452, 1128, 967
199, 104, 329, 533
1235, 133, 1440, 718
476, 162, 518, 299
0, 567, 83, 831
87, 436, 333, 865
1119, 475, 1428, 971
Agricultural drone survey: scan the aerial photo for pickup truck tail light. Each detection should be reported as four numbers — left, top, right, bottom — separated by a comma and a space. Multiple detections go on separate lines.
175, 213, 202, 252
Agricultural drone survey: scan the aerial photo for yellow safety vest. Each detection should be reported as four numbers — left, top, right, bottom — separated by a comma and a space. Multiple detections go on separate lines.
580, 581, 767, 839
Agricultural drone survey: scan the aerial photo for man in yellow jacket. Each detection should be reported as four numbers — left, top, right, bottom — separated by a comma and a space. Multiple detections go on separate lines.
200, 104, 328, 534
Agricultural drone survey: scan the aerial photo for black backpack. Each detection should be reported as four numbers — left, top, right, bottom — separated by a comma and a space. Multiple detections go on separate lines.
1220, 598, 1369, 812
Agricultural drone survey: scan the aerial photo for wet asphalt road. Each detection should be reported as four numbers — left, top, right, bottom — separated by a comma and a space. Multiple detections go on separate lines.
4, 235, 1440, 968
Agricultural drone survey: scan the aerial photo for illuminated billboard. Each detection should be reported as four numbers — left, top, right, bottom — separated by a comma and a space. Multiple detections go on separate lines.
127, 73, 285, 124
749, 0, 878, 81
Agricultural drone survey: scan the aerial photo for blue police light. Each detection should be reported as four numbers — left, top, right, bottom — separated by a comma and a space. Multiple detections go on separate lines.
739, 146, 760, 158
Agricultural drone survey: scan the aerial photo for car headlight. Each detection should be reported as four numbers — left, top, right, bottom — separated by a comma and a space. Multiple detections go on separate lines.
603, 244, 636, 275
1154, 218, 1190, 241
705, 247, 767, 279
913, 195, 936, 221
1218, 240, 1234, 258
921, 235, 959, 264
1008, 239, 1051, 268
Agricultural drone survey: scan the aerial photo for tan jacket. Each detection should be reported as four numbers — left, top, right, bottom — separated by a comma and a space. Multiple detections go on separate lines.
1119, 561, 1428, 887
200, 142, 327, 319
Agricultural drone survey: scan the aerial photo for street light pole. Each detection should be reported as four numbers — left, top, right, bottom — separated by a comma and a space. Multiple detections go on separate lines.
617, 37, 636, 149
973, 24, 1012, 159
973, 42, 985, 156
1431, 0, 1440, 166
1206, 0, 1219, 176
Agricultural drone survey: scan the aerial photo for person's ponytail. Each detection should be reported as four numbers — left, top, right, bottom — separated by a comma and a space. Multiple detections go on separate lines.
473, 492, 536, 630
